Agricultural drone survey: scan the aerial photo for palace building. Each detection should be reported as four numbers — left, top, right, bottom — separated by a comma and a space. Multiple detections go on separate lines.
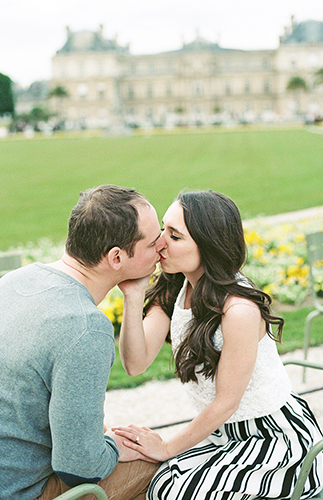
50, 18, 323, 129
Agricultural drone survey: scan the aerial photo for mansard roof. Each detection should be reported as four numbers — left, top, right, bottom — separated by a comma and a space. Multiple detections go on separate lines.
57, 26, 129, 54
280, 20, 323, 44
179, 35, 233, 53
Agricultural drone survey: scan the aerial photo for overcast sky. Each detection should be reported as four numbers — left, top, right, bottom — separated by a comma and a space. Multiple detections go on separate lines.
1, 0, 323, 88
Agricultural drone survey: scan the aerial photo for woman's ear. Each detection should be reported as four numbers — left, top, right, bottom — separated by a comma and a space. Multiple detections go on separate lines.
106, 247, 123, 271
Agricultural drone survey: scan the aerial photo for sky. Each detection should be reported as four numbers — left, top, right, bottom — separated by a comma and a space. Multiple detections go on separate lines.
1, 0, 323, 88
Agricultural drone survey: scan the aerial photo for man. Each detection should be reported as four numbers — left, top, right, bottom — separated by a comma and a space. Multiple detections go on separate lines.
0, 185, 165, 500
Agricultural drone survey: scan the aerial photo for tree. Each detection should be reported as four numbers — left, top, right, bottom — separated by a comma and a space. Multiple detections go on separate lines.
48, 85, 69, 124
48, 85, 69, 98
314, 68, 323, 87
286, 76, 307, 114
0, 73, 14, 115
286, 76, 307, 92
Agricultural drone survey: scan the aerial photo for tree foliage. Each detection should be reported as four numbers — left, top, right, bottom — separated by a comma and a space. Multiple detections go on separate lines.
48, 85, 69, 98
0, 73, 14, 115
314, 68, 323, 87
286, 76, 307, 92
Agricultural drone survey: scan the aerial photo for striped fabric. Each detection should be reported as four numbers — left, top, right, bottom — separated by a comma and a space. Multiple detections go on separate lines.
148, 393, 323, 500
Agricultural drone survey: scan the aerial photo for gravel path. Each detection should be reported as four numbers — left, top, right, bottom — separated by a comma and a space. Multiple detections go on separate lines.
104, 345, 323, 439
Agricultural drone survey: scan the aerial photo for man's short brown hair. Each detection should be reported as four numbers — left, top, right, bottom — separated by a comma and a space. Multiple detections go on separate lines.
65, 185, 149, 267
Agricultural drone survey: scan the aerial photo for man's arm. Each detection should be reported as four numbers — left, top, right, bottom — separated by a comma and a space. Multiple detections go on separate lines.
49, 330, 119, 486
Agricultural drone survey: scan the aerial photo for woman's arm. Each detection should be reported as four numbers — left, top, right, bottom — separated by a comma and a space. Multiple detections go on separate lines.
114, 298, 264, 461
118, 277, 171, 376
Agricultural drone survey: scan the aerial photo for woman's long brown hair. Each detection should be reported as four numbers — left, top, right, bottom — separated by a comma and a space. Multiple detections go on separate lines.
144, 191, 284, 384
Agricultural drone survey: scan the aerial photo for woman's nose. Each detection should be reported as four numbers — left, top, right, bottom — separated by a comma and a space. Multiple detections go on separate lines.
156, 234, 166, 251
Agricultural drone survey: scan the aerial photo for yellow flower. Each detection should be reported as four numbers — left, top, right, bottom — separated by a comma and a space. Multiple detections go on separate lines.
103, 308, 116, 323
253, 246, 264, 259
263, 283, 279, 296
278, 243, 293, 255
295, 233, 305, 243
244, 230, 263, 245
287, 265, 301, 277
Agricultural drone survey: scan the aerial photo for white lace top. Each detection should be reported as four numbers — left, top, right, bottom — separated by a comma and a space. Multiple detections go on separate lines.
170, 280, 292, 423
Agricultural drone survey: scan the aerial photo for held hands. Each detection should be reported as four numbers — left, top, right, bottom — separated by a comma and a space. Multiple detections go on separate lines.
112, 424, 171, 463
105, 429, 158, 463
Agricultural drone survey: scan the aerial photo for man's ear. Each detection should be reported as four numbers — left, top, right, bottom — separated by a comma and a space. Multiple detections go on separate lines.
106, 247, 124, 271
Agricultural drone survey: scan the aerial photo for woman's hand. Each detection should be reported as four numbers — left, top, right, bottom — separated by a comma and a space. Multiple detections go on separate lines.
118, 275, 151, 298
112, 424, 171, 463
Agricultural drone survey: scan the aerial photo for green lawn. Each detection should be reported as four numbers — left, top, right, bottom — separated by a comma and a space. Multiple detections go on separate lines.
107, 306, 323, 390
1, 125, 323, 390
1, 125, 323, 250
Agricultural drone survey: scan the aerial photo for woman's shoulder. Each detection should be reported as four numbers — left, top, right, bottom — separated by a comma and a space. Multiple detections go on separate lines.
223, 295, 260, 316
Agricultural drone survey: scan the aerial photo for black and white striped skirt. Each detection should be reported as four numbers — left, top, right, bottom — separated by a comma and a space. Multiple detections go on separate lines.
148, 393, 323, 500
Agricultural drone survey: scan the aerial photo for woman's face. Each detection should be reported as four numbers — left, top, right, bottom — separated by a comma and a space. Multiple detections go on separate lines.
159, 200, 204, 285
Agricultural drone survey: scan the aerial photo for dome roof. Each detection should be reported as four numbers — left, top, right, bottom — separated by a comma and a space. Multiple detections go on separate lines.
281, 20, 323, 44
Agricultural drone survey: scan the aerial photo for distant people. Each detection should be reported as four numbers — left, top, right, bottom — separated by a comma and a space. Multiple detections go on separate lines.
114, 190, 323, 500
0, 185, 165, 500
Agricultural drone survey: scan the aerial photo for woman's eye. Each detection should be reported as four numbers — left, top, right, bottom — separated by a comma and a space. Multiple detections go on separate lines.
170, 234, 180, 241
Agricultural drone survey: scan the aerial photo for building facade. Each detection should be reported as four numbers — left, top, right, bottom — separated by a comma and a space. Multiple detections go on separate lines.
50, 18, 323, 129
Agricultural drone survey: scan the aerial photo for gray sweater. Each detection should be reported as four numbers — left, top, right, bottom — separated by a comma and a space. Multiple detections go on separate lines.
0, 263, 119, 500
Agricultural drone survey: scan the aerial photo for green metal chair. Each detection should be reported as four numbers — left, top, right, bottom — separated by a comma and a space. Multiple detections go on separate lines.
0, 251, 21, 277
52, 440, 323, 500
303, 231, 323, 381
290, 438, 323, 500
54, 483, 108, 500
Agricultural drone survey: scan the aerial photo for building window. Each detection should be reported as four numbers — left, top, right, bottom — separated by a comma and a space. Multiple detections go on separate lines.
128, 84, 134, 99
147, 83, 153, 98
193, 81, 203, 96
309, 54, 318, 68
98, 90, 105, 101
225, 82, 231, 95
264, 80, 270, 94
148, 63, 155, 74
166, 83, 172, 97
130, 63, 136, 74
263, 58, 269, 69
77, 84, 88, 100
97, 63, 104, 76
79, 63, 85, 77
244, 81, 250, 94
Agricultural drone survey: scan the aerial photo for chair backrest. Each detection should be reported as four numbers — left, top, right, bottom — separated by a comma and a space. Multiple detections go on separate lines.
54, 483, 108, 500
306, 231, 323, 312
0, 251, 21, 278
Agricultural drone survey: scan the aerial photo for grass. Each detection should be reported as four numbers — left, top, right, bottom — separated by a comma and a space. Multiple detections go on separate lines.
2, 125, 323, 390
1, 125, 323, 250
107, 306, 323, 390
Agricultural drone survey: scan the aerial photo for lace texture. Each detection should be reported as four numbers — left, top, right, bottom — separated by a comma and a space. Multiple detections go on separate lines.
170, 281, 292, 423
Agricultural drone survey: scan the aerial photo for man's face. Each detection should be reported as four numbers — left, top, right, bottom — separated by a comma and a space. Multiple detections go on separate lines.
124, 203, 165, 279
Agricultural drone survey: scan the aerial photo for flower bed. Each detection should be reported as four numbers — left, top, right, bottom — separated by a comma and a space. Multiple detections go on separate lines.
243, 215, 323, 304
8, 212, 323, 333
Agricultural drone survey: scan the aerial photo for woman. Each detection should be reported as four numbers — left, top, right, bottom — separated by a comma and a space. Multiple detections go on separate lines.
113, 190, 323, 500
